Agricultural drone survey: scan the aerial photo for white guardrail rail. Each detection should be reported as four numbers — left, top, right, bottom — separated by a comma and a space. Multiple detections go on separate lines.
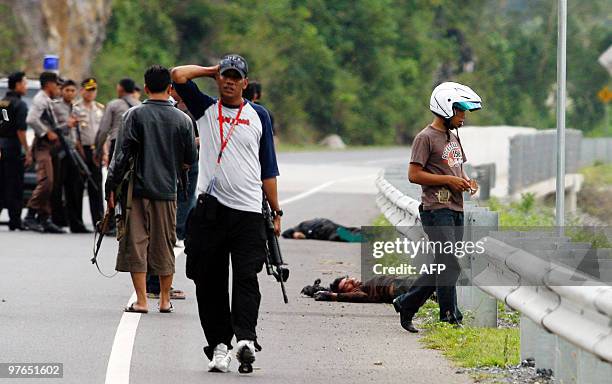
375, 167, 612, 384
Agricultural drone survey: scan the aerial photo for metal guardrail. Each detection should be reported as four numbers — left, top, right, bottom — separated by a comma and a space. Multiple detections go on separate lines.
375, 165, 612, 383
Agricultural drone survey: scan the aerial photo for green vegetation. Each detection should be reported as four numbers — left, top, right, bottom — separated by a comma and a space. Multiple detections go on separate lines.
497, 301, 520, 327
0, 3, 24, 72
577, 162, 612, 228
87, 0, 610, 144
580, 162, 612, 186
372, 214, 391, 227
487, 193, 555, 227
487, 193, 611, 248
416, 300, 520, 368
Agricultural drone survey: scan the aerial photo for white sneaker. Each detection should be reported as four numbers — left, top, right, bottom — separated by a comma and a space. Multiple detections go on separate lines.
207, 343, 231, 373
236, 340, 256, 374
174, 240, 185, 248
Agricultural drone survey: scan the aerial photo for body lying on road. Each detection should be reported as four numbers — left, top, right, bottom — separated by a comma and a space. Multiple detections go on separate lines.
282, 218, 362, 242
301, 275, 419, 303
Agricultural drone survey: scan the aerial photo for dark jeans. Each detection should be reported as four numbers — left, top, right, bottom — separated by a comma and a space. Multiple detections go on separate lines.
396, 207, 464, 323
51, 153, 86, 230
0, 138, 24, 228
185, 198, 266, 356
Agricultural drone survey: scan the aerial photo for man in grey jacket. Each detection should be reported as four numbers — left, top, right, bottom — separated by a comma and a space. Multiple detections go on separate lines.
23, 72, 65, 233
106, 65, 197, 314
94, 78, 140, 166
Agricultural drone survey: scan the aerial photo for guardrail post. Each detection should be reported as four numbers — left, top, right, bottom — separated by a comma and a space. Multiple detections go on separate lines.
521, 315, 557, 370
457, 207, 498, 327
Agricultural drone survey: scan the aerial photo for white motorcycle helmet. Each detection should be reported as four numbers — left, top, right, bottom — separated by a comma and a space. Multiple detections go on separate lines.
429, 81, 482, 119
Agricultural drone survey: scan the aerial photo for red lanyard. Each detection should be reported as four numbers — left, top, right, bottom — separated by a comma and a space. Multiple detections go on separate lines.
217, 100, 244, 164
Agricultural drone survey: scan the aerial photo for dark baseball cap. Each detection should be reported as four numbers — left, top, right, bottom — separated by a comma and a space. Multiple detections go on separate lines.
219, 54, 248, 78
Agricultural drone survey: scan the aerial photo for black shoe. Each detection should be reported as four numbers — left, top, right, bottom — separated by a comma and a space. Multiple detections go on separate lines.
41, 219, 66, 234
71, 226, 92, 234
393, 297, 418, 333
23, 217, 44, 232
9, 223, 27, 231
400, 314, 419, 333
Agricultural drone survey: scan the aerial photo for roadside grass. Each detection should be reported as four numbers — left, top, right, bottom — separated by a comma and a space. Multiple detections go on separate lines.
497, 301, 520, 328
580, 162, 612, 186
415, 300, 520, 368
372, 214, 391, 227
486, 193, 555, 227
577, 162, 612, 225
370, 214, 411, 269
487, 193, 611, 248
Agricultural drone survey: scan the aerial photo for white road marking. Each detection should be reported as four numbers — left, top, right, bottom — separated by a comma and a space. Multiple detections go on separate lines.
104, 292, 139, 384
280, 174, 376, 205
104, 173, 372, 383
104, 248, 184, 384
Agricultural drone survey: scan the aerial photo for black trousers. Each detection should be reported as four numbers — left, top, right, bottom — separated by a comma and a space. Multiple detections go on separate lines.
185, 197, 266, 356
51, 153, 85, 230
0, 138, 24, 228
395, 208, 464, 323
82, 145, 104, 225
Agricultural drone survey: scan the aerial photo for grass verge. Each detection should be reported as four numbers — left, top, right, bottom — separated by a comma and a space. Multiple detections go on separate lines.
416, 300, 520, 368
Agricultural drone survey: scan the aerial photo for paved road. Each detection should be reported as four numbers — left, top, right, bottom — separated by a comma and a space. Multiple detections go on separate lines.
0, 147, 471, 384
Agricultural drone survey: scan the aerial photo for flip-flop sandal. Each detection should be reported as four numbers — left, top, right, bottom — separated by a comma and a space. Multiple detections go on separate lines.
159, 302, 174, 313
170, 289, 186, 300
124, 303, 148, 314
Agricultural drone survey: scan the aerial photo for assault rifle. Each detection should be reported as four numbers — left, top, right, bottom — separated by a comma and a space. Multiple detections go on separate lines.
262, 195, 289, 303
42, 108, 98, 190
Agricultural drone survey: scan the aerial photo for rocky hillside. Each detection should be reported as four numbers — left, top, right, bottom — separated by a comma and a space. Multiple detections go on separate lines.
7, 0, 112, 80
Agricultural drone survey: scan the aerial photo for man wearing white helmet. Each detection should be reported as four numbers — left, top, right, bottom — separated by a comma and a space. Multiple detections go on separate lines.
392, 82, 481, 333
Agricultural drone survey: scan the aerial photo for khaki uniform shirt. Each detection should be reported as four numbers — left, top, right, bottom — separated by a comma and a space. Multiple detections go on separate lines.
50, 98, 75, 144
73, 100, 104, 146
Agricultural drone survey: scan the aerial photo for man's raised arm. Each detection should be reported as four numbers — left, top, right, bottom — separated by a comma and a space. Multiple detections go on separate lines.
171, 65, 219, 84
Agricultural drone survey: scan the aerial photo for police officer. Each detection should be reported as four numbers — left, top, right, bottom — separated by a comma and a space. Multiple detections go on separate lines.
73, 77, 104, 227
0, 71, 31, 230
95, 78, 139, 167
23, 72, 64, 233
50, 79, 89, 233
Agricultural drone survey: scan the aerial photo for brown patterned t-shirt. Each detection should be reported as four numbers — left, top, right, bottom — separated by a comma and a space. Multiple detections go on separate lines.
410, 125, 467, 212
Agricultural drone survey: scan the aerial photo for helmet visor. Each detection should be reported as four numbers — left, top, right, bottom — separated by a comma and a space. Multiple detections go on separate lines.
453, 101, 481, 112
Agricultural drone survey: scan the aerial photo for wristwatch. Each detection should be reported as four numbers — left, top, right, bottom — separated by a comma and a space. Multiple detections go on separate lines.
273, 209, 283, 217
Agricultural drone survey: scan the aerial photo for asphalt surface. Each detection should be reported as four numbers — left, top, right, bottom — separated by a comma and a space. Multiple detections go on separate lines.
0, 147, 472, 384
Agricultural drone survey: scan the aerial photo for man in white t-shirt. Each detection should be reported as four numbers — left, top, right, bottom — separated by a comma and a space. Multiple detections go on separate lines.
172, 54, 281, 375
